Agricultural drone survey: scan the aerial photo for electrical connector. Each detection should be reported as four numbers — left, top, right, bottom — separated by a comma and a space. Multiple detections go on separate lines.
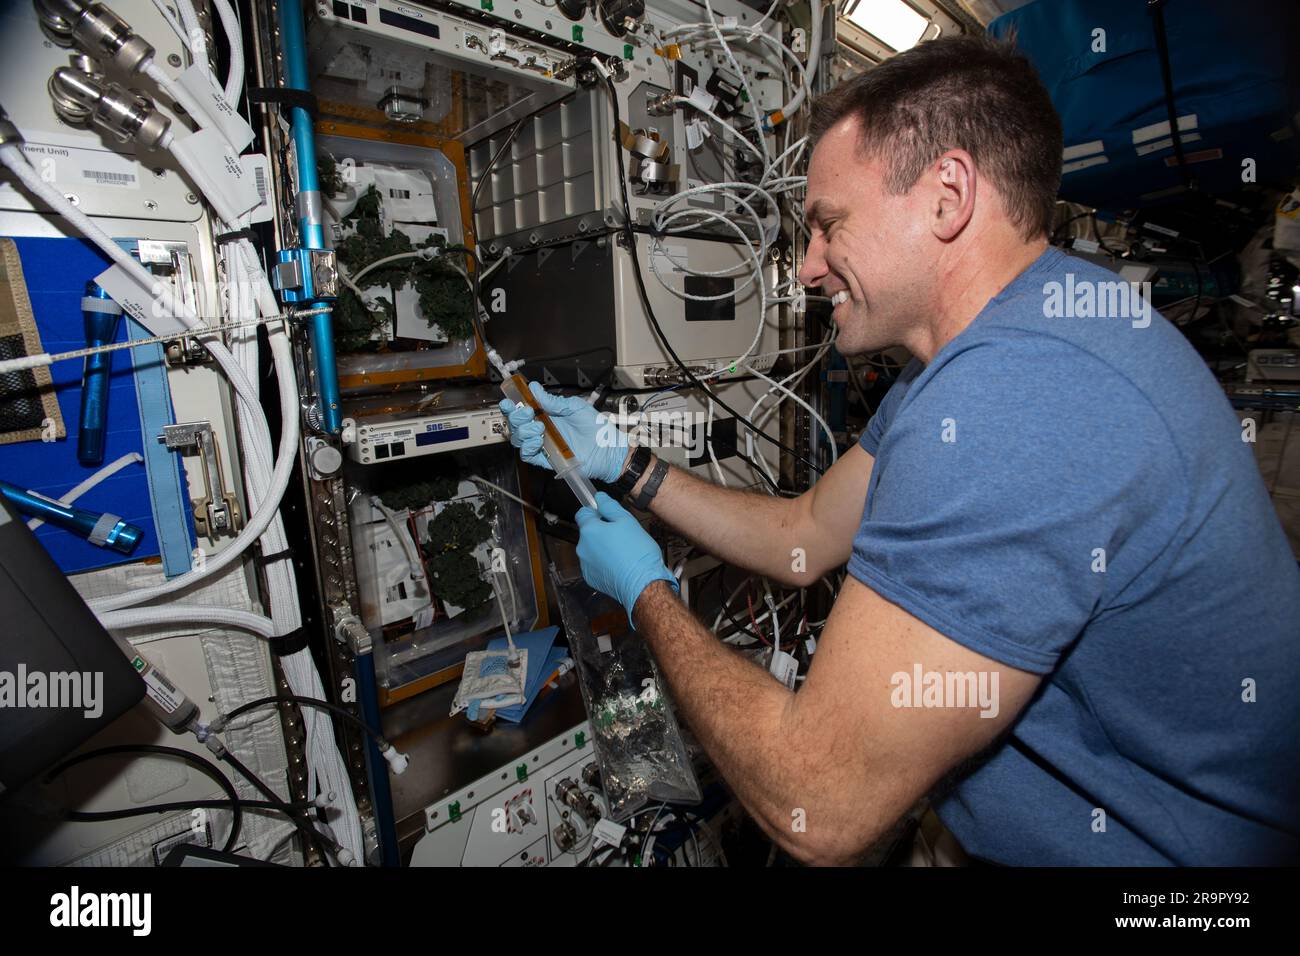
47, 61, 171, 149
36, 0, 155, 75
381, 743, 410, 775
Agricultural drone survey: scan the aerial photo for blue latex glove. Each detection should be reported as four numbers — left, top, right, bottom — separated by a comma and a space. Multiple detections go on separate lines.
575, 492, 678, 626
498, 382, 629, 483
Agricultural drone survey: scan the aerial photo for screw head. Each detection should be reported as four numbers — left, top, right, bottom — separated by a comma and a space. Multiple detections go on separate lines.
185, 192, 198, 203
167, 53, 182, 67
144, 199, 158, 210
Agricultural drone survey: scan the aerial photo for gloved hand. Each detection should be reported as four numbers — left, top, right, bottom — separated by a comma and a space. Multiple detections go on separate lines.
575, 492, 678, 625
498, 382, 629, 483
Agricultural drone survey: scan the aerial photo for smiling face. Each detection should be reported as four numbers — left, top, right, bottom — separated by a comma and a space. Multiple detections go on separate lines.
798, 117, 937, 357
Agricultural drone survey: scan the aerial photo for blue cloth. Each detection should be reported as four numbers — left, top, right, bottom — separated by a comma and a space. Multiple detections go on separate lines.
485, 626, 564, 723
850, 247, 1300, 865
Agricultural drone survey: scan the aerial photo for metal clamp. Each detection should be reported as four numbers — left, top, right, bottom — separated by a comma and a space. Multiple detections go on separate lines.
159, 421, 242, 539
273, 248, 339, 302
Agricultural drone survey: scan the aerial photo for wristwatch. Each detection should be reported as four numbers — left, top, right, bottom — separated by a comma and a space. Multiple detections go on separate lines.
631, 457, 670, 511
609, 445, 652, 501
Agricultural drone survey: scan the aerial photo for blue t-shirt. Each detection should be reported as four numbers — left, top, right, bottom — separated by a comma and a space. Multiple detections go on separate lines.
850, 246, 1300, 865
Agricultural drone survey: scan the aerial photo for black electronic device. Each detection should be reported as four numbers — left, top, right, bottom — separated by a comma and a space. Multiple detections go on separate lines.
0, 495, 145, 795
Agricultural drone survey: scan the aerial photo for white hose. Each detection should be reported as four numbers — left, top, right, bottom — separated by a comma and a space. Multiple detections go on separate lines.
15, 48, 364, 865
781, 0, 824, 119
172, 0, 205, 60
374, 498, 425, 580
211, 0, 244, 106
26, 452, 143, 531
99, 605, 277, 636
0, 160, 301, 618
143, 60, 214, 138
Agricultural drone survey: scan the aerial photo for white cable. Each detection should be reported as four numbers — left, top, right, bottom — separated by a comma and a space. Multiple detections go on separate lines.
764, 583, 783, 676
705, 399, 727, 487
374, 497, 424, 579
712, 575, 751, 632
478, 252, 509, 283
211, 0, 244, 106
84, 294, 301, 614
172, 0, 205, 60
469, 474, 540, 516
703, 0, 771, 167
19, 54, 363, 866
780, 0, 824, 119
148, 0, 189, 47
98, 605, 277, 636
740, 331, 836, 490
672, 96, 766, 167
25, 452, 143, 531
743, 355, 838, 484
142, 61, 214, 139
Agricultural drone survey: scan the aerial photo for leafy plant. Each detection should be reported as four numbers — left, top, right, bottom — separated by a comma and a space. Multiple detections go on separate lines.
422, 500, 495, 611
331, 185, 476, 345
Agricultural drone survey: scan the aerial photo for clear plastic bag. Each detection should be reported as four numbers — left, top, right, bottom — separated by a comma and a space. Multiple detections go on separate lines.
551, 566, 702, 822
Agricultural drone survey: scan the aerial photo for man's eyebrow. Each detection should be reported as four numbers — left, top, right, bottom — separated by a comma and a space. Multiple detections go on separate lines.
805, 200, 842, 228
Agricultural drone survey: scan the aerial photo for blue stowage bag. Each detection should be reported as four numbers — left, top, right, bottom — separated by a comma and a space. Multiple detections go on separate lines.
988, 0, 1300, 212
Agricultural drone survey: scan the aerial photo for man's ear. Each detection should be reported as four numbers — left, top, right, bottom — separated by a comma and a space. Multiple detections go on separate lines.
931, 149, 976, 242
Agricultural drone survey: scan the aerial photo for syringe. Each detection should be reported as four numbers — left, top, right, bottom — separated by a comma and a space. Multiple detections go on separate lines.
492, 350, 600, 511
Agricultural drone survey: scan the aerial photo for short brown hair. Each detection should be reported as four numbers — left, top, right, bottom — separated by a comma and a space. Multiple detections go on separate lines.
810, 35, 1062, 240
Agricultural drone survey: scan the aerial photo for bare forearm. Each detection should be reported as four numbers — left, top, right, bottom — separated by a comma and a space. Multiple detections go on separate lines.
632, 580, 808, 849
628, 454, 810, 585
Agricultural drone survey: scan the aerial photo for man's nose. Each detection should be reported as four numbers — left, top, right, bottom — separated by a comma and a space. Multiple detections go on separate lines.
798, 234, 827, 288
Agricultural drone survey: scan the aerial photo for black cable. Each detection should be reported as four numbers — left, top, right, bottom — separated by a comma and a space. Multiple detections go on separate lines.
223, 694, 386, 748
1147, 0, 1191, 190
57, 796, 315, 823
218, 748, 334, 866
45, 744, 242, 854
602, 75, 826, 479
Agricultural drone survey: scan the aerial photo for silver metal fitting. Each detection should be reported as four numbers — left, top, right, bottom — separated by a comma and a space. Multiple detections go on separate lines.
333, 606, 373, 656
647, 90, 677, 116
49, 62, 170, 149
310, 249, 339, 298
36, 0, 155, 75
378, 86, 426, 124
0, 105, 22, 147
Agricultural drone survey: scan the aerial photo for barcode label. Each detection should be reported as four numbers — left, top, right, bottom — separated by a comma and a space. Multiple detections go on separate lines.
82, 168, 137, 187
142, 668, 183, 713
241, 153, 273, 223
151, 668, 177, 695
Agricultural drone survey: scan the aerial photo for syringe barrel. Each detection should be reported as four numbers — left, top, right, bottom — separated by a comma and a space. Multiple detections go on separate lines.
556, 462, 599, 512
501, 375, 600, 510
500, 373, 575, 461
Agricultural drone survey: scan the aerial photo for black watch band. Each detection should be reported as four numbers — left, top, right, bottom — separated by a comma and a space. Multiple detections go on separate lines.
610, 445, 652, 501
631, 457, 670, 511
